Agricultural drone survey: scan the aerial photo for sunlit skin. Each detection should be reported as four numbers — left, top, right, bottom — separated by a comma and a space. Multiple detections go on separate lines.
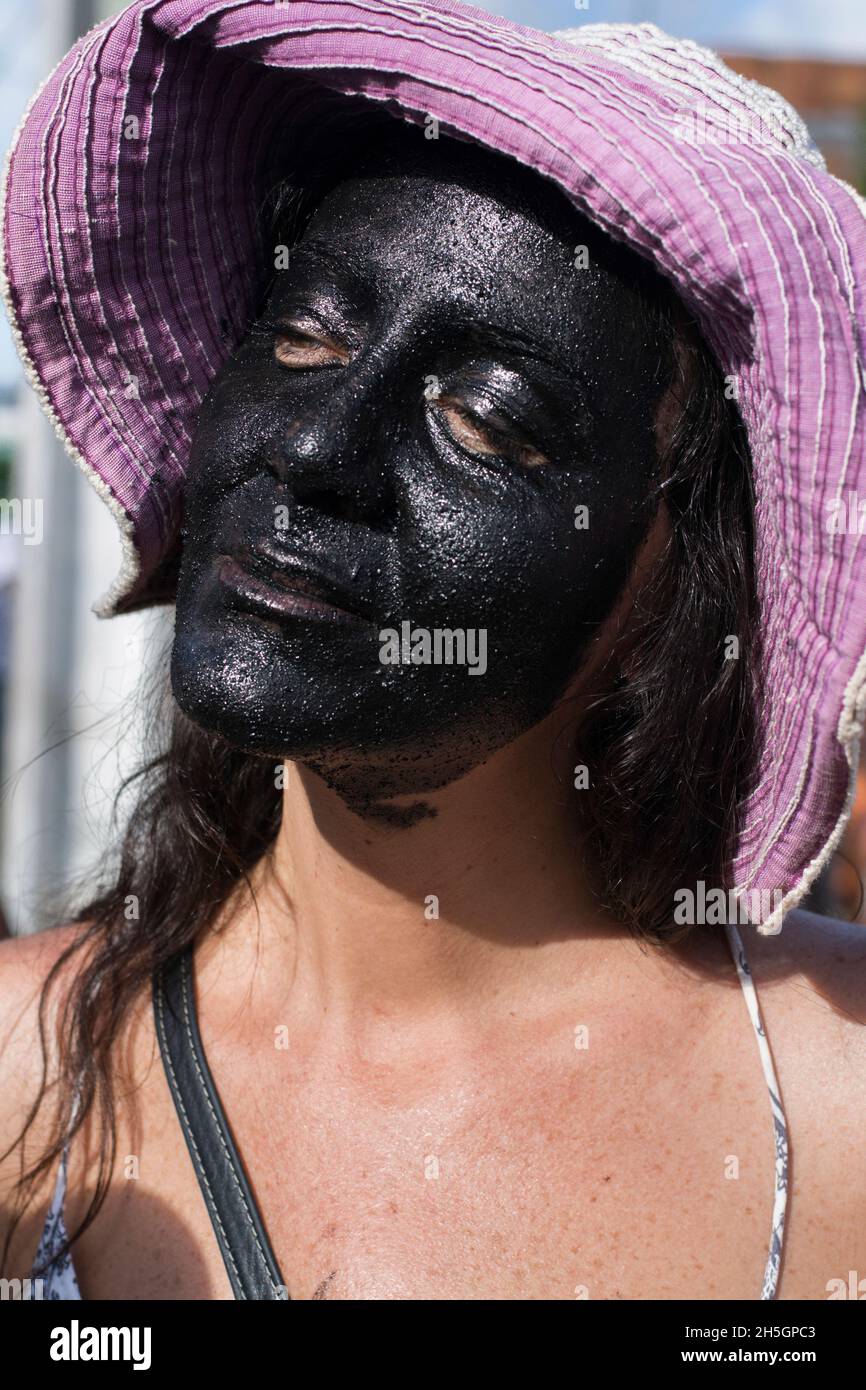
170, 135, 674, 825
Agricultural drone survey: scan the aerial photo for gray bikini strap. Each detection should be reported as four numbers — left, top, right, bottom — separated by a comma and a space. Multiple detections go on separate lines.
153, 946, 289, 1300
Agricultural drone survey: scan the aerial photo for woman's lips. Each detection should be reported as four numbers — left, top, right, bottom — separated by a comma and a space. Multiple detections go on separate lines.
216, 554, 374, 628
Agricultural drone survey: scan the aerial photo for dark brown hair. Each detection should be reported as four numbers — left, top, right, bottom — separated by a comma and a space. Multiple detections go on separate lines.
1, 105, 759, 1276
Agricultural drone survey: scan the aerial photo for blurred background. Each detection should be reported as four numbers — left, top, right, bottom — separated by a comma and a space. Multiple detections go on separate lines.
0, 0, 864, 937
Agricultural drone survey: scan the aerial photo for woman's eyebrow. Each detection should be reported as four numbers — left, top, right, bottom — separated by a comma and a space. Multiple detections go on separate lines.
451, 313, 573, 376
281, 238, 369, 286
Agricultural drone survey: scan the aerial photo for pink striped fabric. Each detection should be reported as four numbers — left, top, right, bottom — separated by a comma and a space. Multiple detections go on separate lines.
1, 0, 865, 932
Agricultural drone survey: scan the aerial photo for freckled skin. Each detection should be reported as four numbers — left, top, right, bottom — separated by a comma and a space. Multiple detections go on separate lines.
170, 135, 673, 825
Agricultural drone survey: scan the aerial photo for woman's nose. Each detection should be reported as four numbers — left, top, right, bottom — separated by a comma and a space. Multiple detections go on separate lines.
265, 361, 402, 529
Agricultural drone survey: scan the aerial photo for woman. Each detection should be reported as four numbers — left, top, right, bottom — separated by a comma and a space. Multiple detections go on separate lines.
1, 2, 865, 1301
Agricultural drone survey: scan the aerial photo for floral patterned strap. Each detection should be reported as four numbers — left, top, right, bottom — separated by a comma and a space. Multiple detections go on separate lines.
26, 1145, 82, 1299
725, 919, 789, 1300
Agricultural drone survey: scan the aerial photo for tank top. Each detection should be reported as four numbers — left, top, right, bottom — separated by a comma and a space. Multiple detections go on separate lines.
26, 919, 788, 1300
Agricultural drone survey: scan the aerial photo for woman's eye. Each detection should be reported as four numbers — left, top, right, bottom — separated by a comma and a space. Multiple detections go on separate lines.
273, 327, 350, 368
435, 397, 548, 469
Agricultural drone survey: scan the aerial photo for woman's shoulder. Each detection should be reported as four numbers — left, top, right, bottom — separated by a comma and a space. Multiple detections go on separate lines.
0, 921, 93, 1057
745, 907, 866, 1258
0, 918, 89, 983
687, 906, 866, 1295
0, 922, 90, 1080
746, 903, 866, 1006
744, 905, 866, 1064
0, 923, 96, 1147
0, 917, 162, 1158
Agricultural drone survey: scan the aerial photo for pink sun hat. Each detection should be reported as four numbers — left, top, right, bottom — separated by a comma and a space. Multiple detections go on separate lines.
2, 0, 866, 935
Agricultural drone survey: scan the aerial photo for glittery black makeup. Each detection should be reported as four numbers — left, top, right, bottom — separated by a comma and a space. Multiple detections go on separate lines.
171, 130, 675, 824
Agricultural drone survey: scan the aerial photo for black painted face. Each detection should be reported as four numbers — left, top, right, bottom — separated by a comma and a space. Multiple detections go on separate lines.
171, 135, 673, 823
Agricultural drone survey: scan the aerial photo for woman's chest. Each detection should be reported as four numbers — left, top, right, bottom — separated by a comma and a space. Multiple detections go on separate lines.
246, 1092, 775, 1301
73, 1021, 779, 1301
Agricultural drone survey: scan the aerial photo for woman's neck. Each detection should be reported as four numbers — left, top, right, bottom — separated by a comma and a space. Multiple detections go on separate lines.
200, 700, 644, 1042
